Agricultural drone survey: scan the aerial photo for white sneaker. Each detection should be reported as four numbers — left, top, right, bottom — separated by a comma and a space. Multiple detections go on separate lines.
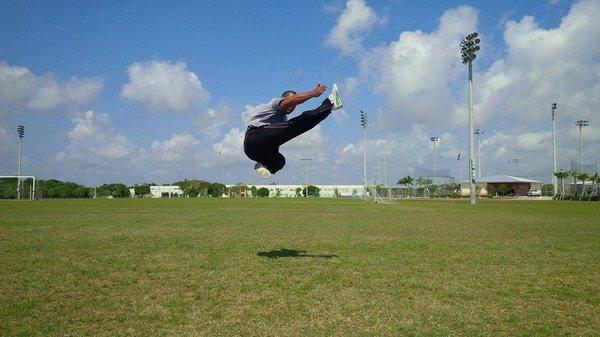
328, 83, 343, 111
254, 163, 271, 179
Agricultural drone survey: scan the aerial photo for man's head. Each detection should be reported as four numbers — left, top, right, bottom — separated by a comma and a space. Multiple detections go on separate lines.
281, 90, 297, 113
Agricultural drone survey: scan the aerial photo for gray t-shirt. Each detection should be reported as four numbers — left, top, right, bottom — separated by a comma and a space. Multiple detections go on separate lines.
248, 97, 287, 127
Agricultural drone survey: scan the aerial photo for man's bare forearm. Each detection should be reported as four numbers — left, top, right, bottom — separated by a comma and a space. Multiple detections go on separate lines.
284, 90, 317, 107
279, 84, 327, 112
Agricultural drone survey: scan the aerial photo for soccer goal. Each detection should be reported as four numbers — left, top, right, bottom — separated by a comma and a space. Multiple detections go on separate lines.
365, 184, 394, 204
0, 176, 38, 200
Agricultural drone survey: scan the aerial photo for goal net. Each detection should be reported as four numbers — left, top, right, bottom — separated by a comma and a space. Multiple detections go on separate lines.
0, 176, 38, 200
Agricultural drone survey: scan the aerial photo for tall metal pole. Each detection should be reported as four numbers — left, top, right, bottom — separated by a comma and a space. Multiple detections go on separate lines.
462, 33, 479, 204
301, 158, 312, 197
16, 125, 25, 200
377, 157, 381, 185
579, 125, 583, 173
361, 111, 368, 191
433, 141, 436, 185
573, 120, 589, 173
474, 129, 484, 178
363, 127, 367, 186
17, 137, 22, 199
217, 147, 222, 182
551, 103, 557, 195
384, 155, 387, 186
509, 157, 519, 176
430, 137, 439, 185
468, 61, 476, 204
459, 153, 463, 183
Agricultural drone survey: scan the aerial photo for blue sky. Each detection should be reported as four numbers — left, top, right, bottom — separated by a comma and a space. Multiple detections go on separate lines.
1, 0, 598, 186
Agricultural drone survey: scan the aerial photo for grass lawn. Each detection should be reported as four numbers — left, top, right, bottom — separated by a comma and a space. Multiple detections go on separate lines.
1, 198, 599, 336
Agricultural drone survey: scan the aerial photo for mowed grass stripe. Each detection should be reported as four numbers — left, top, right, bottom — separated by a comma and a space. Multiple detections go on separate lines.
0, 198, 598, 336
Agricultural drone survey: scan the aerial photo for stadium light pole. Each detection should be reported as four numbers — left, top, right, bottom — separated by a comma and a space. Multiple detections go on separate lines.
301, 158, 312, 197
508, 157, 519, 176
377, 157, 381, 185
384, 154, 387, 186
217, 145, 222, 182
551, 103, 558, 195
16, 125, 25, 200
430, 137, 439, 184
572, 120, 589, 173
474, 128, 485, 178
360, 111, 368, 191
462, 32, 481, 204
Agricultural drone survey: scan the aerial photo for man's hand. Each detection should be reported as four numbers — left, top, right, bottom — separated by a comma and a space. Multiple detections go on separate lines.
312, 83, 327, 97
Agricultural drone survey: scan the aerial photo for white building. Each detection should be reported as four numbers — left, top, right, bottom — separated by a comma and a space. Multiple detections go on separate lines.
149, 185, 184, 198
228, 184, 366, 198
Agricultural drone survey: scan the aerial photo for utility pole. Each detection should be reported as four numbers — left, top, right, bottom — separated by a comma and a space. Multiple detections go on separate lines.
551, 103, 557, 195
16, 125, 25, 200
461, 32, 481, 204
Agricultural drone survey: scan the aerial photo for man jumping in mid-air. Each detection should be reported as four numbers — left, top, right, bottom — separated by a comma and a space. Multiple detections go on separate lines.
244, 83, 343, 179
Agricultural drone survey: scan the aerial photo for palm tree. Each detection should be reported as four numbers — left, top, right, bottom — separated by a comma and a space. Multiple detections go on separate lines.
397, 176, 414, 197
554, 171, 569, 199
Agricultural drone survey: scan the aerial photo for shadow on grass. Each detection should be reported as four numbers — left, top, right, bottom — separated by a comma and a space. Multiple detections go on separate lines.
257, 248, 338, 259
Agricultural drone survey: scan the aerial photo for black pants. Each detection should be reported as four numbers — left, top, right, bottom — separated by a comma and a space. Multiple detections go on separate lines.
244, 99, 333, 174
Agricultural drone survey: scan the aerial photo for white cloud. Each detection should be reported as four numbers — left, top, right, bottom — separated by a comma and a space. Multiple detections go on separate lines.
121, 60, 210, 112
196, 103, 235, 138
0, 124, 14, 165
213, 128, 246, 165
326, 0, 381, 55
56, 111, 137, 168
475, 0, 600, 125
369, 6, 478, 129
284, 125, 325, 150
241, 103, 260, 125
0, 61, 102, 113
148, 133, 200, 163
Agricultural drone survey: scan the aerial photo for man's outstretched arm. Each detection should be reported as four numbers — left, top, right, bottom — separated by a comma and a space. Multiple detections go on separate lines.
279, 83, 327, 113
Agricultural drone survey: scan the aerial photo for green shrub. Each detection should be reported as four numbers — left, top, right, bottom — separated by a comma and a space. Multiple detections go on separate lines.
257, 187, 270, 197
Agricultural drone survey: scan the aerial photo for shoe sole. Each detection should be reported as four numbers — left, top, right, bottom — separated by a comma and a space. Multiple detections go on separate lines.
331, 84, 343, 110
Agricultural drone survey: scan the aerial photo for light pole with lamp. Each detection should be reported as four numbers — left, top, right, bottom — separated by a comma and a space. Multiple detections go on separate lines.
461, 32, 481, 204
16, 125, 25, 200
474, 128, 485, 178
300, 158, 312, 197
430, 137, 439, 184
551, 103, 558, 195
572, 120, 589, 173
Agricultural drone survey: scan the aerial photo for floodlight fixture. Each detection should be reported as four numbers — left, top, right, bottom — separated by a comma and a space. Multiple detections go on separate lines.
17, 125, 24, 138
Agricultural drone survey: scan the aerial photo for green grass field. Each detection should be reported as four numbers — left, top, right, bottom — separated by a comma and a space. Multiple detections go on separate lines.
1, 198, 598, 336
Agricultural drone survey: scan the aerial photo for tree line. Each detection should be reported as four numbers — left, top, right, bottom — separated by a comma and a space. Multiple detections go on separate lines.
0, 178, 227, 199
